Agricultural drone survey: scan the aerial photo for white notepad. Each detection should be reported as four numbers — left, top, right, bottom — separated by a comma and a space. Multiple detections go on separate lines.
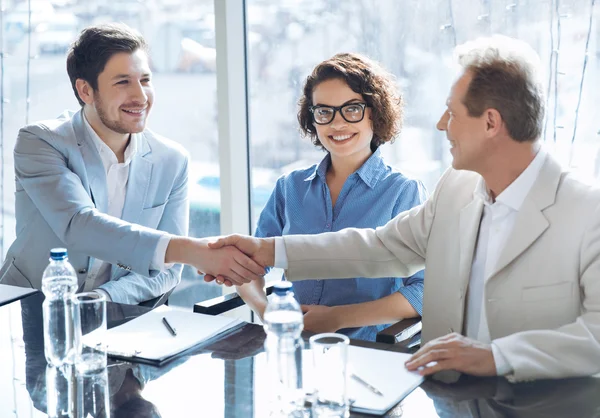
303, 345, 424, 415
103, 306, 243, 365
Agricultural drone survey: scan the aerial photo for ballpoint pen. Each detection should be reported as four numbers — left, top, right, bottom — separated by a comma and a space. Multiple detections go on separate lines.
351, 373, 384, 397
162, 317, 177, 336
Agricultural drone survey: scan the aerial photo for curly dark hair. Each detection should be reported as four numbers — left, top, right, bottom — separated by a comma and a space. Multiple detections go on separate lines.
298, 53, 404, 150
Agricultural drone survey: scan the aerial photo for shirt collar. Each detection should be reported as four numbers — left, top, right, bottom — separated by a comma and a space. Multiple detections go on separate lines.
474, 147, 547, 210
82, 112, 137, 167
303, 148, 388, 188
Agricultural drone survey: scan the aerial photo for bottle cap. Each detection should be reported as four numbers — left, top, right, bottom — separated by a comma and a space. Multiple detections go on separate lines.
49, 248, 68, 260
273, 281, 293, 296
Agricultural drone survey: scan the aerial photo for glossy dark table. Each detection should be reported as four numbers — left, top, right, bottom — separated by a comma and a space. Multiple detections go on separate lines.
2, 292, 600, 418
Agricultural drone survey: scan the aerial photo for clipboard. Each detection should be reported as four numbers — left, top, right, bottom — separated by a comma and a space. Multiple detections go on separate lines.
0, 284, 38, 307
302, 346, 424, 415
103, 306, 243, 366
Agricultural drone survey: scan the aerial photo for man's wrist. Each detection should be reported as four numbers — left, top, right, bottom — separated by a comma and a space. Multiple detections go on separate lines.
260, 237, 276, 267
165, 236, 205, 265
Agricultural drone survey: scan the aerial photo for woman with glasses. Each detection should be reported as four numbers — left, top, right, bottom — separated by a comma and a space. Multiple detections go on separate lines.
239, 53, 426, 341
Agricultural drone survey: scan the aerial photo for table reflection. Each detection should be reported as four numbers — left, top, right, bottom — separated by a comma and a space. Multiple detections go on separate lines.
423, 374, 600, 418
7, 292, 600, 418
21, 293, 168, 418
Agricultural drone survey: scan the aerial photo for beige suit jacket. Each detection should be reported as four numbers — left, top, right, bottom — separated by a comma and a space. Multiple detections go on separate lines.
283, 153, 600, 381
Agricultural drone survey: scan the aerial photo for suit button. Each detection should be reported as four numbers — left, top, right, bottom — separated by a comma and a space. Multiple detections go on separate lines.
78, 268, 87, 274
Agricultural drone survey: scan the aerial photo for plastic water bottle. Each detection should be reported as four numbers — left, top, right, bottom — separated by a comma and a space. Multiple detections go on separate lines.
46, 364, 74, 418
42, 248, 78, 367
263, 281, 305, 415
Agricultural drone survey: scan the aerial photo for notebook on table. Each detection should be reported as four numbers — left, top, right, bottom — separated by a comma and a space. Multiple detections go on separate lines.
0, 284, 38, 307
102, 305, 243, 366
302, 345, 425, 415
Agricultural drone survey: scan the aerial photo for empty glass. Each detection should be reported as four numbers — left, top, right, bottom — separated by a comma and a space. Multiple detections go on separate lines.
72, 292, 107, 373
76, 367, 110, 418
310, 333, 350, 417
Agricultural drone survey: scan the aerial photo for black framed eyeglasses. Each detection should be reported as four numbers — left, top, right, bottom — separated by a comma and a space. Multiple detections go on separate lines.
309, 102, 369, 125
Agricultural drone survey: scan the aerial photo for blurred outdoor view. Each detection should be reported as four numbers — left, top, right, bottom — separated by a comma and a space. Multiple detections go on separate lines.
1, 0, 599, 307
248, 0, 600, 203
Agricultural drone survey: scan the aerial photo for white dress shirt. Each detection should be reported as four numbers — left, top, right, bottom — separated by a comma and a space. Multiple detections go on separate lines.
467, 148, 547, 374
82, 115, 171, 300
273, 148, 547, 376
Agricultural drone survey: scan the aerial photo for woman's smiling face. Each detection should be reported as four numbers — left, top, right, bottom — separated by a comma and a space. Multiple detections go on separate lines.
311, 78, 374, 162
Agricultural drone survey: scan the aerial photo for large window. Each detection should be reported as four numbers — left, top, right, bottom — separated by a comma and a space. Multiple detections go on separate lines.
247, 0, 600, 227
0, 0, 598, 311
0, 0, 223, 307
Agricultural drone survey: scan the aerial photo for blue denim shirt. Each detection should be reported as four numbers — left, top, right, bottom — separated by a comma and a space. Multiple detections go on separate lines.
255, 148, 427, 341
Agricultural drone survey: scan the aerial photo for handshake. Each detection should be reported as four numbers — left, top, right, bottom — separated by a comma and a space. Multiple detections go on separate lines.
166, 234, 275, 287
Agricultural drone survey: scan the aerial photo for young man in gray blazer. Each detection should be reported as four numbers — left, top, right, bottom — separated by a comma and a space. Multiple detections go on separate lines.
0, 24, 263, 304
208, 35, 600, 381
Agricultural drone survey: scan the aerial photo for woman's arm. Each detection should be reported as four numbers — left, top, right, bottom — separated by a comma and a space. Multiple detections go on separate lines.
236, 276, 269, 320
301, 177, 427, 333
302, 291, 419, 334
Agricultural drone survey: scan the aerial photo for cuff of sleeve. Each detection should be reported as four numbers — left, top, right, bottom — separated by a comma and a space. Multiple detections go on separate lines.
397, 286, 423, 316
151, 234, 173, 271
491, 342, 514, 376
94, 288, 112, 302
274, 237, 288, 269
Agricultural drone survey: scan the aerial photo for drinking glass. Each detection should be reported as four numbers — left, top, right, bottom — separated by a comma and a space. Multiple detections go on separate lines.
309, 333, 350, 417
76, 367, 109, 418
72, 292, 107, 373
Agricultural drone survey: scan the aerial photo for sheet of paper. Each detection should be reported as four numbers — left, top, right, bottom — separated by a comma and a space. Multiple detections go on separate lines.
302, 345, 424, 415
103, 306, 242, 361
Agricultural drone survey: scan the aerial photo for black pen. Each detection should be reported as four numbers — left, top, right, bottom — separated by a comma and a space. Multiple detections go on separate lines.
162, 317, 177, 336
351, 373, 384, 396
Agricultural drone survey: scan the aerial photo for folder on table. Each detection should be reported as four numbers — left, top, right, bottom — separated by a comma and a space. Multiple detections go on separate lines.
0, 284, 38, 307
303, 345, 425, 415
103, 305, 243, 366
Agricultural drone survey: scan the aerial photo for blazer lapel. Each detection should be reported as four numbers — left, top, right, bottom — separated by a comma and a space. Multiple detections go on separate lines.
458, 196, 484, 295
73, 111, 108, 213
121, 133, 152, 225
488, 199, 549, 278
488, 154, 561, 279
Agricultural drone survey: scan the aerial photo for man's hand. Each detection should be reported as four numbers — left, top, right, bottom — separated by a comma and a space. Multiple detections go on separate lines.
301, 304, 342, 334
208, 234, 275, 267
405, 333, 497, 377
204, 234, 275, 286
166, 237, 265, 286
198, 245, 266, 286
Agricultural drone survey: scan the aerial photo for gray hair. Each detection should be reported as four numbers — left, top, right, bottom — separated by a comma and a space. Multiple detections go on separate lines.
454, 35, 545, 142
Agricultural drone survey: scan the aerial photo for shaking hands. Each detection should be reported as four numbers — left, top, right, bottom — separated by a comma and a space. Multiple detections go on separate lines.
165, 235, 275, 287
203, 234, 275, 286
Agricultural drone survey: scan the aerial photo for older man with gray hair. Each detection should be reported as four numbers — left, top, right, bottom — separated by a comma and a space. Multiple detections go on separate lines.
208, 35, 600, 382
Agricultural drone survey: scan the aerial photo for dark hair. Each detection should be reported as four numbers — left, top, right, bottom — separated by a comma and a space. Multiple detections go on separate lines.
298, 53, 404, 150
456, 36, 545, 142
67, 23, 148, 106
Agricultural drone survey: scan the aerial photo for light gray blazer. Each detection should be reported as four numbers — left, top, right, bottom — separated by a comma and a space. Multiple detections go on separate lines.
0, 109, 189, 304
281, 153, 600, 381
